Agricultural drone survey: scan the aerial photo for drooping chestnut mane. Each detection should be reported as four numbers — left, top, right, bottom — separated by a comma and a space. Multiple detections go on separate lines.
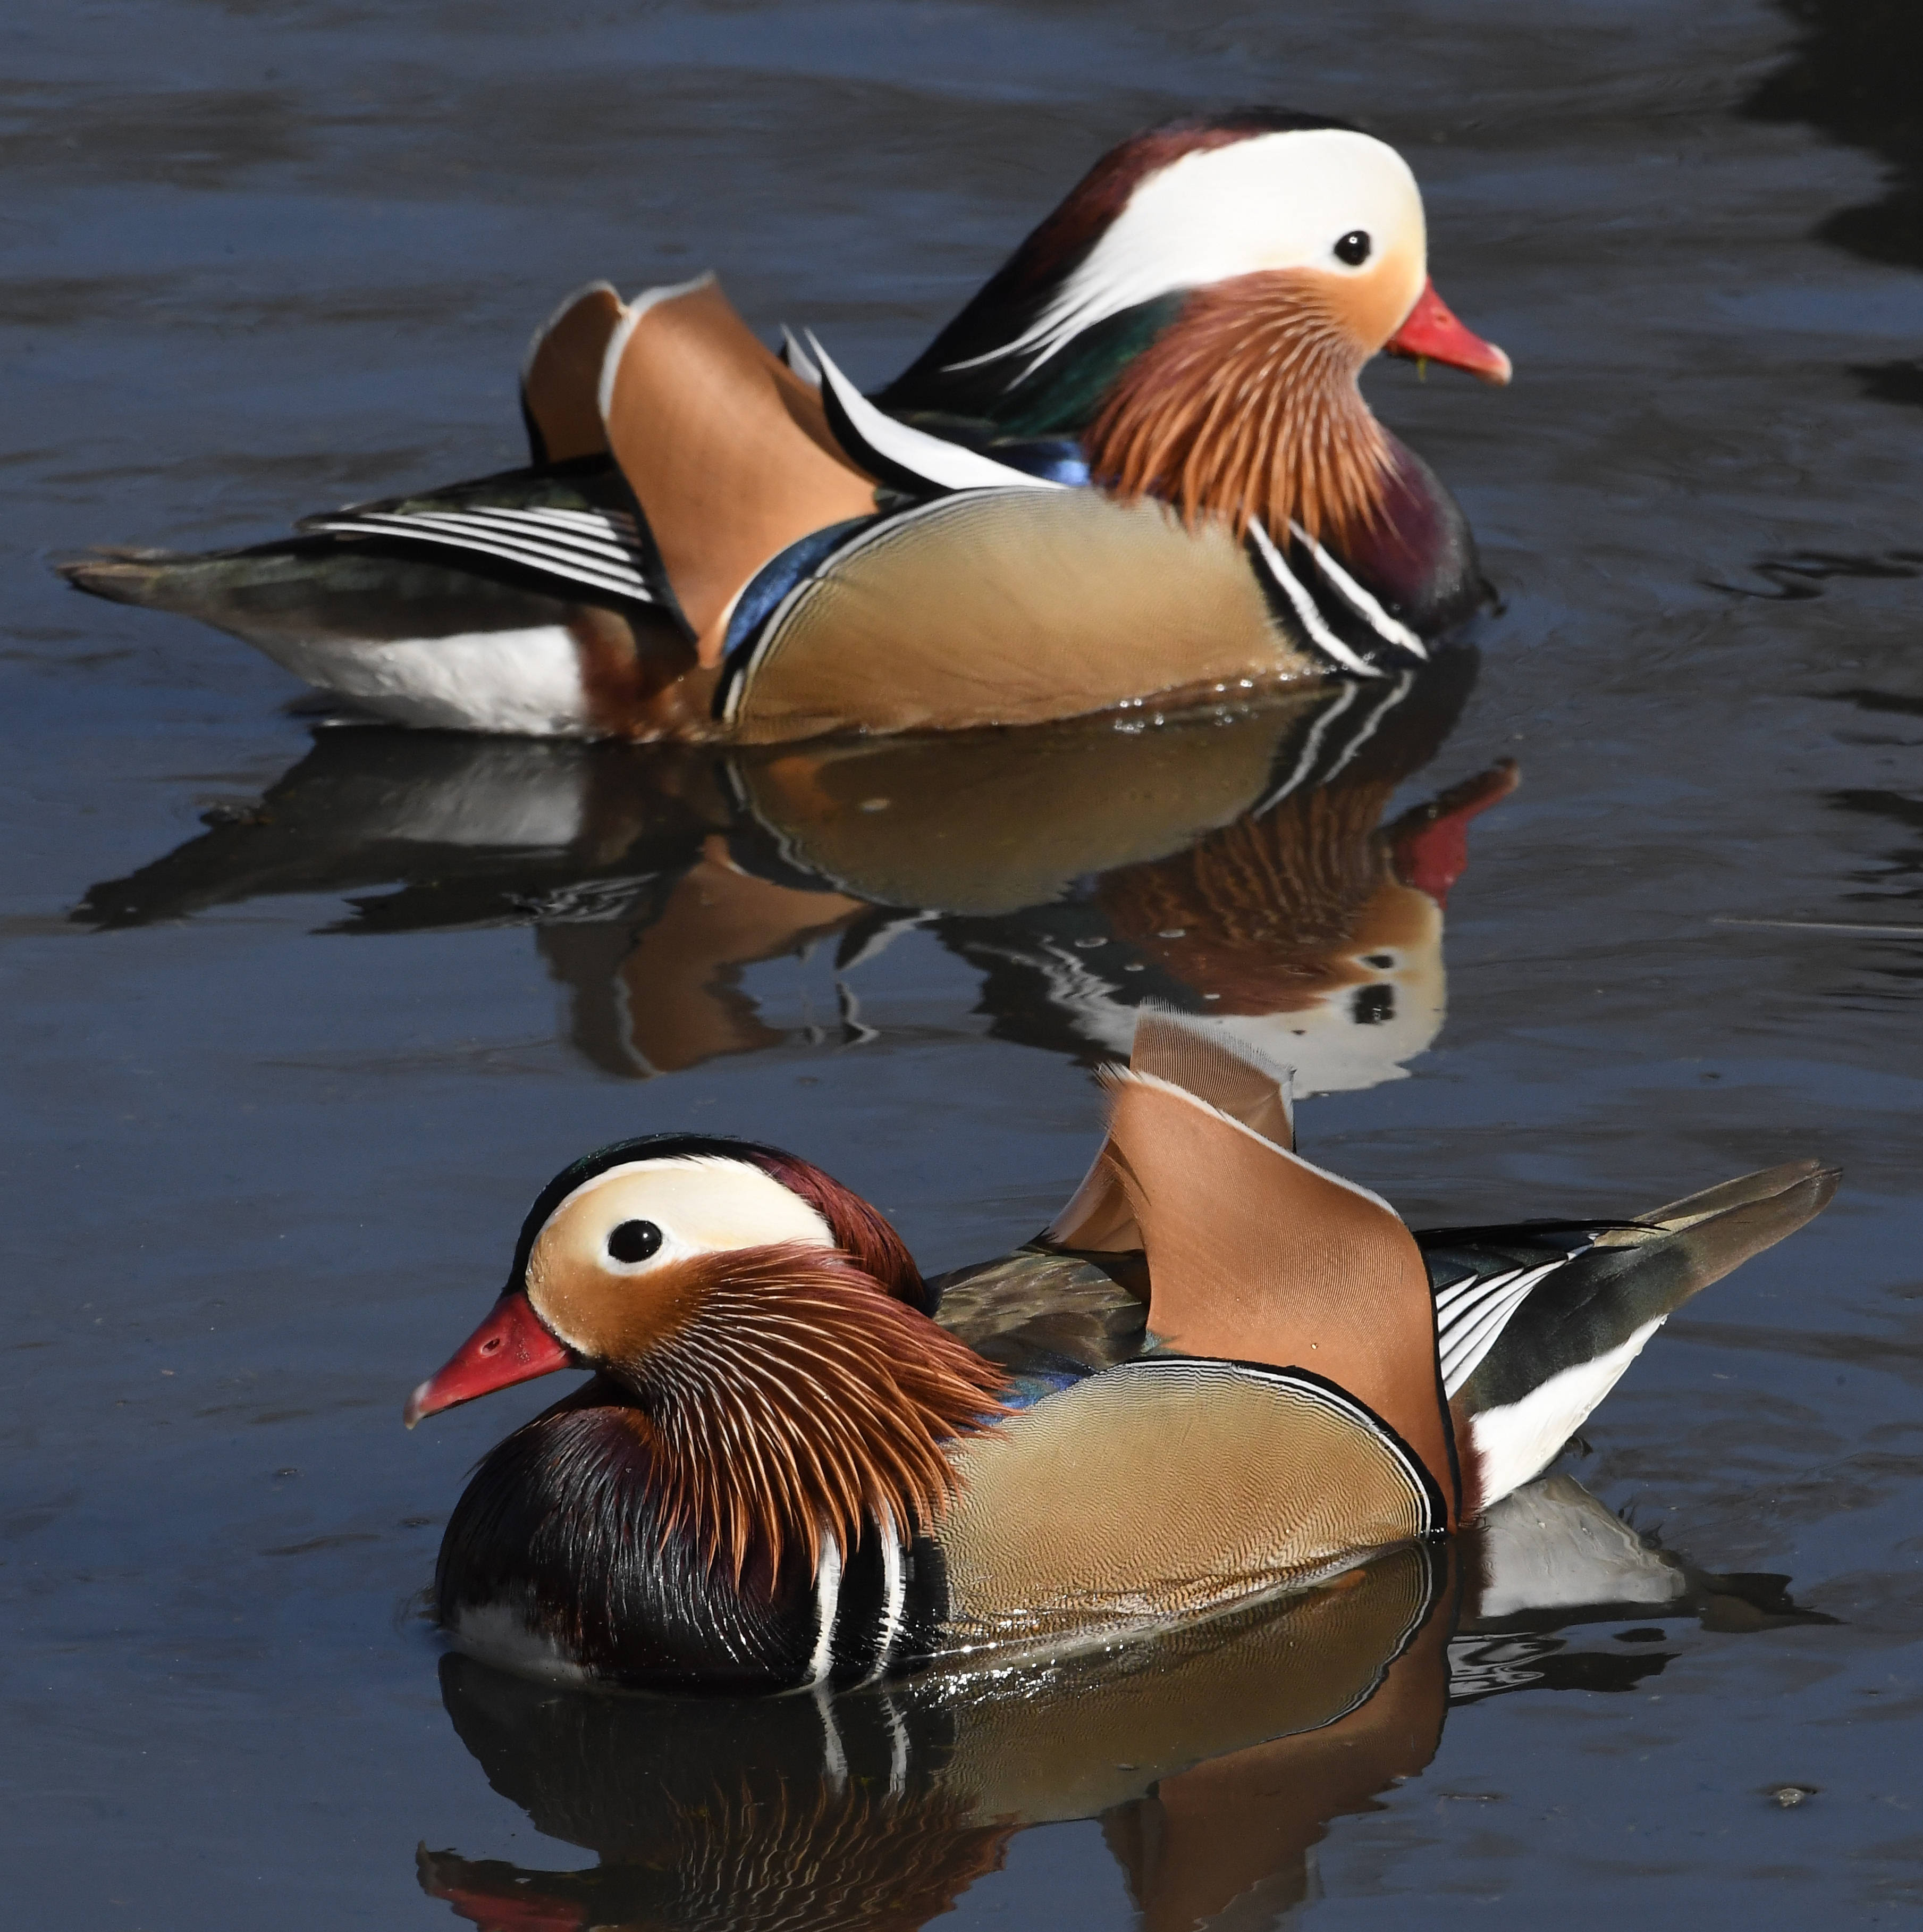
623, 1245, 1007, 1584
1087, 272, 1393, 548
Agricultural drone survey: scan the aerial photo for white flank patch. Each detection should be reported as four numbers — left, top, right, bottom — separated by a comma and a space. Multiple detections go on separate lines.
251, 626, 593, 736
1469, 1315, 1667, 1510
450, 1600, 594, 1687
948, 128, 1424, 379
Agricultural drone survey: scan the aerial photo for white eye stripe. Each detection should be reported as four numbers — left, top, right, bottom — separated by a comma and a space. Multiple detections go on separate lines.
545, 1156, 836, 1264
948, 128, 1425, 380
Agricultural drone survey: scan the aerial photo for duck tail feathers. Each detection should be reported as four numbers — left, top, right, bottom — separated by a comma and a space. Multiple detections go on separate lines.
1440, 1158, 1838, 1516
1616, 1158, 1840, 1303
58, 549, 201, 610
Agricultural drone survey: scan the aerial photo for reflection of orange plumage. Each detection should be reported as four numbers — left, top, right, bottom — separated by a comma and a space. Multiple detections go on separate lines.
1103, 1559, 1452, 1932
419, 1776, 1015, 1932
1100, 761, 1519, 1018
1099, 775, 1402, 1012
589, 836, 865, 1073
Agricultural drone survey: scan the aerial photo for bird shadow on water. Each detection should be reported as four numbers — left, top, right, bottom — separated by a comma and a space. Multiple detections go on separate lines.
74, 652, 1514, 1099
415, 1475, 1828, 1932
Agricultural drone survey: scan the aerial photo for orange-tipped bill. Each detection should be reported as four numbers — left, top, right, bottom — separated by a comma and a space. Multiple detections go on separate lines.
404, 1291, 577, 1429
1384, 279, 1512, 385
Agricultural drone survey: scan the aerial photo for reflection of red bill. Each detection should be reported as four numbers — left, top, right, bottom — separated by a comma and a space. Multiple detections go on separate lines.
1390, 760, 1521, 909
1385, 279, 1512, 386
429, 1887, 585, 1932
403, 1290, 576, 1429
417, 1849, 591, 1932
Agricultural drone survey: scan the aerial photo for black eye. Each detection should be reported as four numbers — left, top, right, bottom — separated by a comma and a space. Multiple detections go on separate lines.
606, 1219, 663, 1265
1335, 230, 1372, 267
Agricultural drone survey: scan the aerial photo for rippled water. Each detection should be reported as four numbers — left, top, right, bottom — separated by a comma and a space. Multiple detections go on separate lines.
6, 0, 1923, 1924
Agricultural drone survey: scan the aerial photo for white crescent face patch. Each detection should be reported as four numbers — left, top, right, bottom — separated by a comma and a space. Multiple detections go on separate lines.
954, 128, 1429, 379
524, 1156, 835, 1350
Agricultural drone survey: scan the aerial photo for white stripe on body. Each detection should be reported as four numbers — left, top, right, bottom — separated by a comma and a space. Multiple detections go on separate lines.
1288, 519, 1427, 657
807, 333, 1066, 495
306, 508, 655, 604
806, 1534, 845, 1688
861, 1518, 908, 1685
1245, 520, 1382, 676
1436, 1259, 1563, 1398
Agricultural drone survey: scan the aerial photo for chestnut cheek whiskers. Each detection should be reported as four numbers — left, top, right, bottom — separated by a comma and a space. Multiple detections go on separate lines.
610, 1244, 1008, 1589
1087, 271, 1391, 550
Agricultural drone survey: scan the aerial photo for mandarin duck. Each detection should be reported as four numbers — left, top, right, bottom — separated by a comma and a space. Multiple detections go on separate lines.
405, 1012, 1834, 1692
65, 111, 1510, 744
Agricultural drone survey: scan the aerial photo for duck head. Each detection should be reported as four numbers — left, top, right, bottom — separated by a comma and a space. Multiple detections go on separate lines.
880, 109, 1508, 548
405, 1134, 1005, 1582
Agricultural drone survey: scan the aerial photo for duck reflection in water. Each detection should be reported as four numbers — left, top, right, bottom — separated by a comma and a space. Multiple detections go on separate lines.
417, 1476, 1825, 1932
78, 657, 1511, 1099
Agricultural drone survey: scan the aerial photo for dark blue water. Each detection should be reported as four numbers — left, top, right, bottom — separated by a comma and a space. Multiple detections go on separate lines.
6, 0, 1923, 1924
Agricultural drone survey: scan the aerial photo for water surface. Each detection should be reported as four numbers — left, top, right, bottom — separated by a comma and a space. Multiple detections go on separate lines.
5, 0, 1923, 1924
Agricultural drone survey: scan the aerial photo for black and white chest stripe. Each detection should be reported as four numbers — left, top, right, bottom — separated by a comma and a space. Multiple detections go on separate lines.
1243, 519, 1428, 675
803, 1509, 950, 1689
